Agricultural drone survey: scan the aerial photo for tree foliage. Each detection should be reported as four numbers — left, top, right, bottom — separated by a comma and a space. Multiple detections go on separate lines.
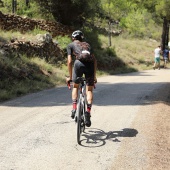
34, 0, 101, 26
1, 0, 169, 43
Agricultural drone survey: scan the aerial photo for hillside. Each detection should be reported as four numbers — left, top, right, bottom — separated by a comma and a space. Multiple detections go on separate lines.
0, 12, 164, 102
0, 12, 72, 102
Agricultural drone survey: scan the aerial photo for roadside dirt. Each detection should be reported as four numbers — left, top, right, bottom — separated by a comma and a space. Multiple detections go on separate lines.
111, 84, 170, 170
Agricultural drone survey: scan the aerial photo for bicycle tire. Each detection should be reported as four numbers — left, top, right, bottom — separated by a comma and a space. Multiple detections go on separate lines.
82, 101, 86, 132
77, 100, 82, 144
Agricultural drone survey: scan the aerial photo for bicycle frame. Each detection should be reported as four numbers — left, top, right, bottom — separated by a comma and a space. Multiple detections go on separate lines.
76, 78, 87, 144
79, 78, 87, 114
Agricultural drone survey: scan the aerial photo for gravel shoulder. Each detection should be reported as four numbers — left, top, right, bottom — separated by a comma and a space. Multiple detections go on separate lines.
111, 84, 170, 170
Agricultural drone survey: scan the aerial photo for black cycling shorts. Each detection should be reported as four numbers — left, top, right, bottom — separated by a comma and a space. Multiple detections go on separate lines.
73, 60, 94, 86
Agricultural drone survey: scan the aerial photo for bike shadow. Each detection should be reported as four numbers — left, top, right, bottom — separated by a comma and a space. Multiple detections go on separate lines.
80, 128, 138, 147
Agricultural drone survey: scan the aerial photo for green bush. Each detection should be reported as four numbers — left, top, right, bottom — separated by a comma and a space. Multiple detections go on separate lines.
55, 35, 71, 50
0, 0, 53, 20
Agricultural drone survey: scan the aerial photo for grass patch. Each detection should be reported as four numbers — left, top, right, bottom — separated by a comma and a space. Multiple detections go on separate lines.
54, 35, 71, 50
0, 52, 67, 102
98, 35, 158, 71
0, 29, 48, 42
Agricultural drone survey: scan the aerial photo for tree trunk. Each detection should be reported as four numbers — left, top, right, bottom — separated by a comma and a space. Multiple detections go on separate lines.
12, 0, 17, 13
108, 22, 111, 46
161, 17, 169, 50
166, 20, 169, 46
26, 0, 30, 7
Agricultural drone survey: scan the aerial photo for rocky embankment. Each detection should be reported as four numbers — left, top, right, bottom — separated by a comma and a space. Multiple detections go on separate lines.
0, 11, 72, 37
0, 11, 74, 61
0, 33, 64, 63
0, 11, 73, 84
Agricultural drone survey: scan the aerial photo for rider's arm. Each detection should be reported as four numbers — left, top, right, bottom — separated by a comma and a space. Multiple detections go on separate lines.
67, 44, 73, 80
67, 54, 72, 80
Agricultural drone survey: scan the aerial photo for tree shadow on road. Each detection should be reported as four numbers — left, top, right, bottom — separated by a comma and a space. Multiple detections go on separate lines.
80, 128, 138, 147
1, 69, 170, 107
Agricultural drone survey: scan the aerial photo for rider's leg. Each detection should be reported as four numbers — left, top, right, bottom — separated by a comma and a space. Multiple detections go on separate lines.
84, 86, 93, 127
86, 86, 93, 113
71, 83, 79, 119
72, 83, 79, 103
83, 62, 94, 127
71, 60, 82, 119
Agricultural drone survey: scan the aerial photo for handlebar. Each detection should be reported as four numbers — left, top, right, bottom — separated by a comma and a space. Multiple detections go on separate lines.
67, 80, 96, 90
66, 76, 96, 90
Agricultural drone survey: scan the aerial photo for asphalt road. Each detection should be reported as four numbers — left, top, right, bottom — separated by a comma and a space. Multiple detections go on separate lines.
0, 69, 170, 170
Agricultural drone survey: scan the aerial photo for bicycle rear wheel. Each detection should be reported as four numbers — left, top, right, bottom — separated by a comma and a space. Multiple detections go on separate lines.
82, 101, 86, 132
77, 101, 82, 144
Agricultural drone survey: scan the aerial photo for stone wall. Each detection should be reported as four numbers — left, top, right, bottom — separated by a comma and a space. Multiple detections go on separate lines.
0, 11, 72, 37
0, 33, 65, 64
0, 12, 72, 63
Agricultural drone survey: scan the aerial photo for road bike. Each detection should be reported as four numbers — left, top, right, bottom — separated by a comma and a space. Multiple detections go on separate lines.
67, 77, 87, 145
76, 77, 87, 144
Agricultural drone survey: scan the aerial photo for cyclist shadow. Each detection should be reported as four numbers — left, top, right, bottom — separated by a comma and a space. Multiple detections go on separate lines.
80, 128, 138, 147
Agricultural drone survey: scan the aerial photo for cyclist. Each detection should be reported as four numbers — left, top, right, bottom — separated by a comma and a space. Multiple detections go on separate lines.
66, 30, 97, 127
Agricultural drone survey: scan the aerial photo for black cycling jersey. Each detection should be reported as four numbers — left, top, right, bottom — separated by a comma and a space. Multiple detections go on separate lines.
67, 40, 95, 86
67, 41, 80, 57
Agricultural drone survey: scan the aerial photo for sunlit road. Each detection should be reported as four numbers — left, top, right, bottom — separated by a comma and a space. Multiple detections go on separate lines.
0, 69, 170, 170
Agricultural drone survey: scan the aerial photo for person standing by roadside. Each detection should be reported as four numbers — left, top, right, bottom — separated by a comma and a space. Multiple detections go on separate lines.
153, 45, 161, 70
162, 46, 169, 68
168, 41, 170, 49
